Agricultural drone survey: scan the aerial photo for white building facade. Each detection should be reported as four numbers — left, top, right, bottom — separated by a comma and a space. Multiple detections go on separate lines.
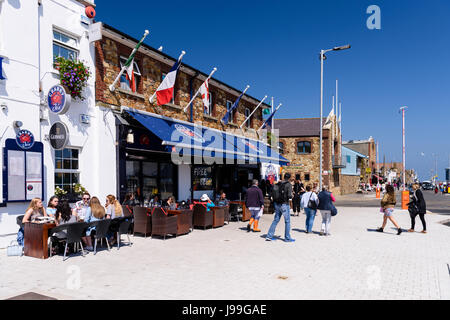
0, 0, 117, 244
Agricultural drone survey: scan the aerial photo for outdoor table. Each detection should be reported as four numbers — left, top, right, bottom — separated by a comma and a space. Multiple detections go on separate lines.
211, 207, 225, 228
229, 201, 250, 222
168, 209, 193, 235
24, 222, 56, 259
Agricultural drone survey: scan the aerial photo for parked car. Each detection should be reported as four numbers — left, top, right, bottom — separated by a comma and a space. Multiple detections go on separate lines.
422, 182, 433, 190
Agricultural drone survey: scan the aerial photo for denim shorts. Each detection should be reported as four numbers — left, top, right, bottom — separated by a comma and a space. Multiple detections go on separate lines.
383, 208, 394, 217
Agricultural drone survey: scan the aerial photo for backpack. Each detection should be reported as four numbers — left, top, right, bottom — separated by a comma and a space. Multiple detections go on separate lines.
272, 182, 288, 204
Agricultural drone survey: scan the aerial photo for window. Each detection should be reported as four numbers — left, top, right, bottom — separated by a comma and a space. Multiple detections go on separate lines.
346, 155, 351, 163
226, 100, 233, 123
120, 57, 141, 92
204, 91, 213, 116
53, 29, 78, 63
304, 173, 310, 181
54, 148, 80, 194
279, 142, 284, 154
244, 108, 251, 128
297, 141, 311, 154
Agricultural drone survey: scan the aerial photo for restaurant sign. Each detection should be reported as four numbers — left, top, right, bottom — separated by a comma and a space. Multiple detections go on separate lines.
16, 129, 35, 150
49, 122, 69, 150
47, 84, 71, 114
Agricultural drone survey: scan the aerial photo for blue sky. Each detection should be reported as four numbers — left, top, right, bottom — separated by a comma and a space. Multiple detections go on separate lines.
96, 0, 450, 181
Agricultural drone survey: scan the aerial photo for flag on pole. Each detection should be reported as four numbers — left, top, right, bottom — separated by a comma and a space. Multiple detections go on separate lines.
109, 30, 149, 92
260, 103, 282, 130
221, 86, 249, 125
124, 58, 136, 92
263, 108, 271, 115
154, 52, 184, 106
199, 79, 210, 114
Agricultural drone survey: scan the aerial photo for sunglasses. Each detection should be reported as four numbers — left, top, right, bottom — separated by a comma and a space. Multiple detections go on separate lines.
83, 198, 90, 200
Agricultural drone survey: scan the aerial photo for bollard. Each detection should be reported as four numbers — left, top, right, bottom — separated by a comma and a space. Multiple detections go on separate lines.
401, 191, 410, 210
376, 188, 381, 199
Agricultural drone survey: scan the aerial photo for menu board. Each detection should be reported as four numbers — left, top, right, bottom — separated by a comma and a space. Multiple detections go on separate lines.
4, 139, 43, 202
192, 166, 213, 191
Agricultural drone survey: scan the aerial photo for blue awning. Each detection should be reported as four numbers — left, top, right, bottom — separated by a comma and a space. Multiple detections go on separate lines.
125, 110, 289, 165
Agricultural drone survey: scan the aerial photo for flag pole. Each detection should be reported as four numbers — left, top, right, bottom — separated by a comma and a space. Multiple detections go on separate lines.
109, 30, 149, 92
149, 50, 186, 103
239, 95, 268, 129
258, 103, 282, 131
220, 85, 250, 124
183, 67, 217, 113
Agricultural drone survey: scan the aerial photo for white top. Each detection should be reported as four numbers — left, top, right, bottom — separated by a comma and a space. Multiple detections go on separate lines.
301, 191, 319, 209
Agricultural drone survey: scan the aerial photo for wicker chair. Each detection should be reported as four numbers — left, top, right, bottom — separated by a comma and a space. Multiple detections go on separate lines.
212, 207, 225, 228
173, 209, 193, 235
133, 206, 152, 237
122, 205, 134, 217
151, 208, 178, 240
193, 203, 213, 229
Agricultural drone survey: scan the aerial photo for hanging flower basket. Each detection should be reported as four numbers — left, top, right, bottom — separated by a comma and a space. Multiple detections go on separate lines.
54, 56, 91, 101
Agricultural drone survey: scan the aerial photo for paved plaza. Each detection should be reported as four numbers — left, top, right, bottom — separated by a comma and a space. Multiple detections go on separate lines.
1, 206, 450, 300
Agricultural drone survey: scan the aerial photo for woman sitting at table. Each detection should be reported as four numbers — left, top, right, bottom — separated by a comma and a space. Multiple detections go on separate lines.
105, 194, 123, 219
199, 194, 215, 212
83, 196, 106, 251
166, 196, 177, 210
22, 198, 47, 223
122, 192, 139, 206
50, 200, 77, 255
46, 196, 59, 218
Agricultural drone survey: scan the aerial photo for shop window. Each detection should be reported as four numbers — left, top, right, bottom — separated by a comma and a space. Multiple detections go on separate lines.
54, 148, 80, 194
160, 163, 174, 200
119, 56, 141, 93
53, 29, 78, 63
297, 141, 311, 154
304, 173, 310, 181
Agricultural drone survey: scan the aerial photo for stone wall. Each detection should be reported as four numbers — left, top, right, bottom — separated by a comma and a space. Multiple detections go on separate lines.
340, 175, 360, 194
95, 37, 264, 133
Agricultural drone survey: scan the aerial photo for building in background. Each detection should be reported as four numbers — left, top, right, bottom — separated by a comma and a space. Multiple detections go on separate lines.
343, 137, 377, 184
273, 109, 346, 195
340, 146, 367, 194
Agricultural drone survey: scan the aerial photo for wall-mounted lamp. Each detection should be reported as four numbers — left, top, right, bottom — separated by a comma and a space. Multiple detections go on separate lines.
13, 120, 23, 128
0, 101, 7, 110
126, 129, 134, 144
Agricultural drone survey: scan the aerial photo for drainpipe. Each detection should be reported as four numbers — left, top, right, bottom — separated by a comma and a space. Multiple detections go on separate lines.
189, 75, 194, 123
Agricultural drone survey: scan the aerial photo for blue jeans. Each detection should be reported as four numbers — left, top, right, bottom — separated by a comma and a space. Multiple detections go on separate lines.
304, 208, 316, 233
266, 203, 292, 240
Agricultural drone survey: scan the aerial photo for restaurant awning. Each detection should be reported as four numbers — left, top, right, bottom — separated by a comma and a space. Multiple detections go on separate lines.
124, 109, 289, 165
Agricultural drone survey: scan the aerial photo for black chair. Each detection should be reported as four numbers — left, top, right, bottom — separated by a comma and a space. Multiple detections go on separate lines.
116, 218, 133, 250
16, 215, 24, 229
229, 203, 241, 222
93, 219, 111, 255
59, 222, 88, 261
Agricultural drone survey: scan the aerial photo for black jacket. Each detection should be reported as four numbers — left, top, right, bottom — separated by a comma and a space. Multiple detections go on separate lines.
245, 185, 265, 208
412, 189, 426, 214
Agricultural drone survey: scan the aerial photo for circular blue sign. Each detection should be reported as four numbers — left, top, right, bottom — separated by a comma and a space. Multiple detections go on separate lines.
16, 129, 35, 150
47, 85, 71, 114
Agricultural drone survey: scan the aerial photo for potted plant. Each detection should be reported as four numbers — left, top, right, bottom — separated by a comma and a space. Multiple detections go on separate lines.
54, 56, 91, 101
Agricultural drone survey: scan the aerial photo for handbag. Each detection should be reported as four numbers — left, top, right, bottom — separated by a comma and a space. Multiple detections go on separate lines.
307, 192, 317, 210
331, 203, 338, 216
7, 240, 23, 257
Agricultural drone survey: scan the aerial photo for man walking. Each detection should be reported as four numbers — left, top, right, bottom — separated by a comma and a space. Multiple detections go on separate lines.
266, 173, 295, 242
245, 179, 264, 232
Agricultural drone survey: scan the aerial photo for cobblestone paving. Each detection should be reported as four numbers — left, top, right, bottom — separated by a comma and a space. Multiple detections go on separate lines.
1, 207, 449, 300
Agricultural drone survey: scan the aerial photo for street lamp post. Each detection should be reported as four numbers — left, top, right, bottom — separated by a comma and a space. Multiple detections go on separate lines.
319, 45, 351, 191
